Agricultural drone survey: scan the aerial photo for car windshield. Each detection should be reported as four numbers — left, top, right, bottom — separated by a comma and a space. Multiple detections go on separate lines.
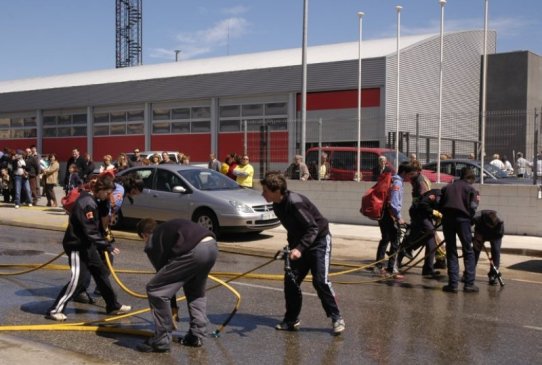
484, 163, 508, 178
382, 151, 408, 166
178, 169, 242, 191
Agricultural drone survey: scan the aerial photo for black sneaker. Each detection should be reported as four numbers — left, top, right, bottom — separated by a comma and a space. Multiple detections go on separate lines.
181, 333, 203, 347
442, 285, 458, 293
464, 284, 479, 293
275, 319, 301, 331
136, 340, 170, 353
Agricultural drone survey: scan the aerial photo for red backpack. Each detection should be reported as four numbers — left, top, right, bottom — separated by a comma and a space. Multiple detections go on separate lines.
360, 172, 392, 220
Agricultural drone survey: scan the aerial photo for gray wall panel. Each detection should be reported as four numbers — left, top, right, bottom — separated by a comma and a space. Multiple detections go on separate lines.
0, 59, 386, 113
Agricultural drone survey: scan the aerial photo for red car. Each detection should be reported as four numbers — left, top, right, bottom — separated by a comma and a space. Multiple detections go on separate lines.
306, 147, 454, 183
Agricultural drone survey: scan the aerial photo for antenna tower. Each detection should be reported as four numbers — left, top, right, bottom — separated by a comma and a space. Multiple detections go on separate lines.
115, 0, 143, 68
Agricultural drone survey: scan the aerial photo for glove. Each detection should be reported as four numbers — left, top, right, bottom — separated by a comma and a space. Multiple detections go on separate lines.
104, 228, 116, 244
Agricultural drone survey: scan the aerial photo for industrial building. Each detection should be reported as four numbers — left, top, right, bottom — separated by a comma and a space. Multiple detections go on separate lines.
0, 30, 503, 169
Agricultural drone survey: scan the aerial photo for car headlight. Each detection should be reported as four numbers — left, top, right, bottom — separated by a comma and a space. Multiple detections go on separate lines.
229, 200, 254, 213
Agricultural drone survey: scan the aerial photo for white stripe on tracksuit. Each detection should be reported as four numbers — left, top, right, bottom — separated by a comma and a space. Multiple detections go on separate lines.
51, 250, 80, 314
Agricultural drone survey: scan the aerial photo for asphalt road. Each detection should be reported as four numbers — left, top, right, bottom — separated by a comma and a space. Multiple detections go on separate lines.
1, 225, 542, 364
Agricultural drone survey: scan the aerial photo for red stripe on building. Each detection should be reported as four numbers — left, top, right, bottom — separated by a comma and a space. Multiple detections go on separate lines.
151, 134, 211, 161
93, 136, 144, 161
296, 88, 380, 111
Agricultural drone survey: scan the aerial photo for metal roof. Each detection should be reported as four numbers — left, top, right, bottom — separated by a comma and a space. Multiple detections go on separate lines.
0, 33, 437, 94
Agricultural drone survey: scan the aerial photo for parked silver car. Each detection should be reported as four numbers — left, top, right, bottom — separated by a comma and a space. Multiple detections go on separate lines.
115, 164, 280, 235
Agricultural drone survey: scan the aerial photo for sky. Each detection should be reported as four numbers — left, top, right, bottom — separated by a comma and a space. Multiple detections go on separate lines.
0, 0, 540, 82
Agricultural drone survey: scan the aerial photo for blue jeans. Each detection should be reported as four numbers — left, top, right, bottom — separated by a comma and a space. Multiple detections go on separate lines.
474, 238, 501, 271
14, 175, 32, 206
443, 215, 476, 287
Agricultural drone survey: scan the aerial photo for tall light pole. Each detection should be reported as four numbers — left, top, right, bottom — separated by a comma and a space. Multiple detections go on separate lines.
437, 0, 446, 183
395, 5, 402, 171
175, 50, 181, 62
356, 11, 365, 182
301, 0, 309, 158
480, 0, 489, 184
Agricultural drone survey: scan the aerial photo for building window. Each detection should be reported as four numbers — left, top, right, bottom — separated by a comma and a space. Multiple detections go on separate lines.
242, 104, 263, 117
153, 122, 171, 134
172, 108, 190, 120
94, 113, 110, 124
94, 125, 109, 136
153, 109, 170, 121
265, 102, 287, 115
127, 123, 144, 135
220, 105, 240, 118
127, 110, 144, 121
191, 121, 211, 133
110, 124, 126, 135
191, 106, 210, 119
219, 120, 241, 132
172, 121, 190, 133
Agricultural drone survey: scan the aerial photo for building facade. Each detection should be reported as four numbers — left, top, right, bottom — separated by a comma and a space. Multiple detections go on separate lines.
0, 30, 495, 173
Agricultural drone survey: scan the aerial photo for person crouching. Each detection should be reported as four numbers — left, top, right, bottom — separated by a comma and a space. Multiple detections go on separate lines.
135, 218, 218, 353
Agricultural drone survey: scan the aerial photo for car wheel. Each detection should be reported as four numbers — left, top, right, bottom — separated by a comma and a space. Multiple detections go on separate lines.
110, 210, 123, 228
193, 209, 219, 236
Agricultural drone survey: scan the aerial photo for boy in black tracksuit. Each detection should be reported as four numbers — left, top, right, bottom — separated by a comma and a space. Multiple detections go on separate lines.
46, 176, 131, 320
135, 218, 218, 352
261, 172, 345, 335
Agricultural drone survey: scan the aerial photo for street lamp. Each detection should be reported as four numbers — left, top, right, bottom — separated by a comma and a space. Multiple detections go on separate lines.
395, 5, 402, 171
301, 0, 309, 159
356, 11, 365, 182
480, 0, 489, 184
175, 50, 181, 62
437, 0, 446, 184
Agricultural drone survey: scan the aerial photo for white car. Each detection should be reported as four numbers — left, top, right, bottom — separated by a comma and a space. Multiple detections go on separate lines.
116, 164, 280, 235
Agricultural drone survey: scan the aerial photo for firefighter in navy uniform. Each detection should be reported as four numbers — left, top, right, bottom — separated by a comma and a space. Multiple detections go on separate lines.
440, 167, 480, 293
46, 174, 131, 321
472, 210, 504, 285
403, 188, 443, 277
260, 171, 345, 335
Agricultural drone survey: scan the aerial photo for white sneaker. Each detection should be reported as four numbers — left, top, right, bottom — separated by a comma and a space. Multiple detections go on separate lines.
46, 312, 67, 321
14, 205, 19, 209
332, 318, 346, 335
108, 304, 132, 315
28, 203, 33, 207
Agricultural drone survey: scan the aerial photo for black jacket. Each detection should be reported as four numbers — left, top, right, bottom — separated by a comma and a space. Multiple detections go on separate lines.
440, 179, 479, 219
144, 219, 215, 271
62, 191, 110, 252
272, 190, 329, 253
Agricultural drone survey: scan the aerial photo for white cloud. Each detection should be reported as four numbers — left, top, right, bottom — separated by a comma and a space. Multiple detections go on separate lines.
149, 16, 250, 60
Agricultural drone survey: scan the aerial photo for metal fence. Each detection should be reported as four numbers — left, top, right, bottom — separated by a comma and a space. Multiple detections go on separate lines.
240, 109, 542, 180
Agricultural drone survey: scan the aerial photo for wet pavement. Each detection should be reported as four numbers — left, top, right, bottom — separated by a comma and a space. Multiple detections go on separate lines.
0, 191, 542, 364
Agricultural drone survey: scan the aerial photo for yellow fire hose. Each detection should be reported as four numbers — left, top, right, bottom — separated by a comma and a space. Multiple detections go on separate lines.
0, 234, 442, 337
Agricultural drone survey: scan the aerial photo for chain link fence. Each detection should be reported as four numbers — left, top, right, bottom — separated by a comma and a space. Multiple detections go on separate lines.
240, 109, 541, 180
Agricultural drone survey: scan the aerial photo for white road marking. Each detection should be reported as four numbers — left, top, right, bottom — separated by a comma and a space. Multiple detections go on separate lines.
510, 278, 542, 285
523, 326, 542, 331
